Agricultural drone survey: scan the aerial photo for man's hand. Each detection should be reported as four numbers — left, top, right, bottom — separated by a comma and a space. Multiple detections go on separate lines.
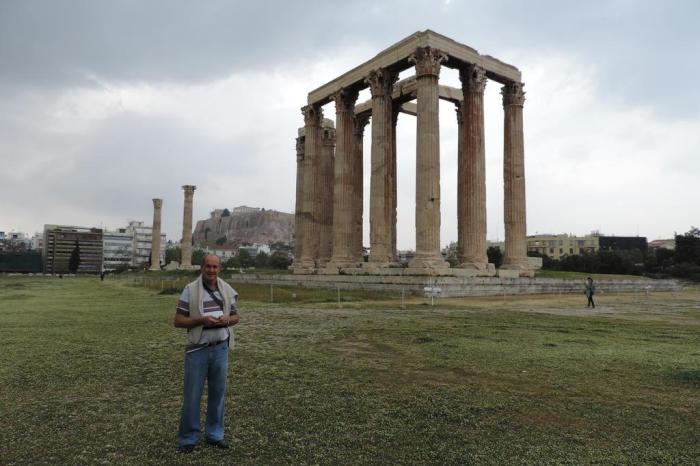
200, 315, 221, 327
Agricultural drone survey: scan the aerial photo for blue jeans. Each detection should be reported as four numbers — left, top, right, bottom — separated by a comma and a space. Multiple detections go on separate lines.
177, 341, 229, 446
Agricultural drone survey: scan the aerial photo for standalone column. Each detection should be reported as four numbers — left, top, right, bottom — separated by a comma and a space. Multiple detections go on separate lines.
457, 65, 489, 270
293, 133, 305, 262
408, 47, 449, 271
366, 68, 397, 265
317, 124, 336, 267
501, 82, 529, 273
327, 88, 360, 270
295, 104, 323, 272
180, 185, 196, 268
149, 198, 163, 271
352, 114, 370, 262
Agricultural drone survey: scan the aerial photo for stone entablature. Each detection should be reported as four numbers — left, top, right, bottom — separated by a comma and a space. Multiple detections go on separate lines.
293, 30, 532, 277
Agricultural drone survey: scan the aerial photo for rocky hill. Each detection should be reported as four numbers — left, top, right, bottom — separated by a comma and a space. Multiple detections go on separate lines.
193, 207, 294, 248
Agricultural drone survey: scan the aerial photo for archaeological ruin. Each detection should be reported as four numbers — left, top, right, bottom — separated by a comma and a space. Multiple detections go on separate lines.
149, 198, 163, 271
180, 185, 197, 268
292, 30, 532, 277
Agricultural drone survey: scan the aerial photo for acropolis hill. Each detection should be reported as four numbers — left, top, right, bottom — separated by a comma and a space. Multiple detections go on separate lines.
192, 206, 293, 249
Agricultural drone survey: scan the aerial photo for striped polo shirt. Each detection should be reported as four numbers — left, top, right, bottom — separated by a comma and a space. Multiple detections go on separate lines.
176, 285, 238, 351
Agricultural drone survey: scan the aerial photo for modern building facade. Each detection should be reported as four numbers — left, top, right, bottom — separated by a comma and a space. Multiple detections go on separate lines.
43, 225, 103, 274
126, 221, 166, 268
103, 229, 134, 271
527, 234, 599, 260
598, 236, 647, 252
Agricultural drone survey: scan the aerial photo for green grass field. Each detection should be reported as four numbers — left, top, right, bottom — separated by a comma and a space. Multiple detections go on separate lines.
1, 276, 698, 465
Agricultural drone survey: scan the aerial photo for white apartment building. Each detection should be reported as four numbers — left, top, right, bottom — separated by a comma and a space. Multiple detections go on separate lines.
125, 221, 166, 267
103, 229, 134, 271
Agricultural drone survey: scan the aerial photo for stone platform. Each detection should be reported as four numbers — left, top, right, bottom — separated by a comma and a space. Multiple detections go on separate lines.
229, 274, 681, 298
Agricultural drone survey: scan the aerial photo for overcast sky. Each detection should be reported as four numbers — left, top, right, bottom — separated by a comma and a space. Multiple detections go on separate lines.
1, 0, 698, 248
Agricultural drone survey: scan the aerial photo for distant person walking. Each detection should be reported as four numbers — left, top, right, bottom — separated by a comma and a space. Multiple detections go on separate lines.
174, 254, 240, 453
585, 277, 596, 308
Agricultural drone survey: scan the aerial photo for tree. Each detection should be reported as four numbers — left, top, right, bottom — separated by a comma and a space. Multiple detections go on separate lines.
269, 251, 292, 269
68, 240, 81, 273
224, 256, 240, 269
237, 249, 254, 268
255, 251, 269, 268
165, 247, 181, 264
487, 246, 503, 268
675, 227, 700, 266
191, 248, 206, 266
222, 208, 231, 217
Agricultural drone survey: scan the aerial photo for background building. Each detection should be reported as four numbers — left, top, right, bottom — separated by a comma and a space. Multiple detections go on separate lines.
649, 239, 675, 250
43, 225, 103, 274
125, 221, 166, 268
0, 231, 36, 252
103, 228, 134, 271
527, 234, 599, 260
598, 235, 647, 252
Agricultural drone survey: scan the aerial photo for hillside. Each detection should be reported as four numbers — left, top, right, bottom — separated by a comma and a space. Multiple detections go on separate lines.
193, 207, 294, 248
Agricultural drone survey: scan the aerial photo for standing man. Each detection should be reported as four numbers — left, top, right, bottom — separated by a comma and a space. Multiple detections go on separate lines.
585, 277, 596, 308
174, 254, 240, 453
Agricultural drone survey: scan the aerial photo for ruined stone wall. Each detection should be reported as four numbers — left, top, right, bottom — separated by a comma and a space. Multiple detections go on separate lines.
228, 274, 682, 297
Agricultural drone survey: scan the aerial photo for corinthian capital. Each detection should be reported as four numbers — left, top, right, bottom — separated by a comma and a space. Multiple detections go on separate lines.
152, 198, 162, 209
301, 104, 323, 126
333, 88, 359, 113
353, 113, 370, 136
409, 47, 447, 78
501, 82, 526, 107
182, 185, 196, 196
459, 64, 487, 94
365, 68, 397, 98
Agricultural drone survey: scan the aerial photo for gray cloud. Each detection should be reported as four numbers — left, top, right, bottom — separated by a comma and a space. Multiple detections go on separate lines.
1, 0, 698, 244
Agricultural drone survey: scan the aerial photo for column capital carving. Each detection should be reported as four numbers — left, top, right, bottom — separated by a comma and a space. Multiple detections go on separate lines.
182, 185, 196, 195
409, 46, 447, 78
459, 64, 487, 94
301, 104, 323, 126
353, 113, 371, 136
333, 88, 359, 113
365, 68, 397, 98
501, 82, 526, 107
152, 198, 162, 209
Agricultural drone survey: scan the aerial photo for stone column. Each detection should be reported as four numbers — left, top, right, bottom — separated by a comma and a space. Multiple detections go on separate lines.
149, 198, 163, 271
295, 104, 323, 272
366, 68, 397, 265
352, 114, 370, 263
391, 104, 399, 261
408, 47, 449, 271
317, 123, 336, 267
457, 65, 489, 270
180, 185, 196, 268
501, 82, 529, 273
293, 133, 305, 262
327, 88, 360, 270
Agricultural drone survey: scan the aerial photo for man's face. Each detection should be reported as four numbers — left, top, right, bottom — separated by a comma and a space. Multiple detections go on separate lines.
202, 256, 221, 281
